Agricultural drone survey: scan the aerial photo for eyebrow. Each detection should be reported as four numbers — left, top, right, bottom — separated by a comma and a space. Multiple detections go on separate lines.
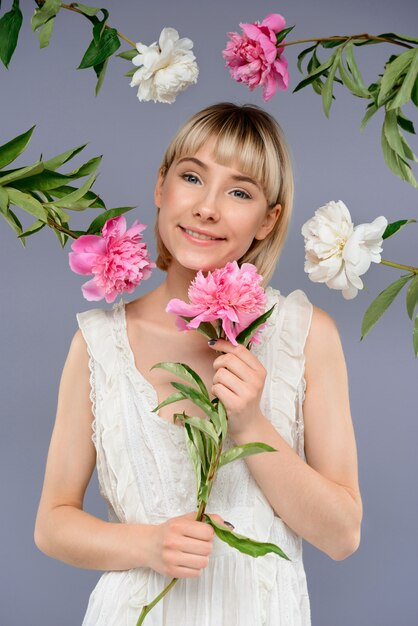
176, 156, 261, 190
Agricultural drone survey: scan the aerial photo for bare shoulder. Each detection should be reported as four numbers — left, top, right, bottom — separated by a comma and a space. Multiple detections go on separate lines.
304, 304, 345, 380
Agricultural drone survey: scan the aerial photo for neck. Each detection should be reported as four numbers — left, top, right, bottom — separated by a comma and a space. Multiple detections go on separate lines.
161, 260, 198, 303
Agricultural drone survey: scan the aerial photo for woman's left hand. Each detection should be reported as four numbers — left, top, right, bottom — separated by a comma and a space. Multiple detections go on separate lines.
208, 339, 267, 438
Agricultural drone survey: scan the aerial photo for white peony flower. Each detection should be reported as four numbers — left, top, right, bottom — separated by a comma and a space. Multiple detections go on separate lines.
301, 200, 388, 299
130, 27, 199, 103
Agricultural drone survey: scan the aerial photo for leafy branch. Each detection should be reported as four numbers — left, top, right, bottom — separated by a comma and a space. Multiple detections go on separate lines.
0, 0, 138, 94
0, 126, 136, 246
292, 33, 418, 187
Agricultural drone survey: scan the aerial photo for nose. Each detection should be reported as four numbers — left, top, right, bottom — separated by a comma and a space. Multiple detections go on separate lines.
192, 193, 220, 222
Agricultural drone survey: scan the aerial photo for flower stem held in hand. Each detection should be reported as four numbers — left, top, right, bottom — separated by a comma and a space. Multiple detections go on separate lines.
136, 441, 224, 625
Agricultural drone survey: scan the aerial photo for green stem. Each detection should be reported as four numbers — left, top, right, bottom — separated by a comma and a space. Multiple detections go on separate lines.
380, 259, 418, 273
136, 431, 224, 624
281, 33, 413, 49
135, 577, 179, 626
46, 217, 78, 238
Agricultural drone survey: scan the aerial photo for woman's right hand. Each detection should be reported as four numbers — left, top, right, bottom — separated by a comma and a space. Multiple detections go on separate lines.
147, 512, 226, 579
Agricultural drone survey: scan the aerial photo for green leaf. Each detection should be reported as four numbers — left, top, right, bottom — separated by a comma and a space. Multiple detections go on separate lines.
383, 109, 417, 162
152, 391, 185, 413
406, 275, 418, 320
183, 422, 203, 495
361, 274, 415, 340
378, 49, 416, 106
219, 442, 277, 469
50, 185, 105, 209
43, 144, 88, 170
322, 49, 341, 117
388, 49, 418, 110
44, 173, 96, 208
31, 0, 61, 31
235, 304, 275, 346
73, 3, 101, 17
381, 127, 418, 188
345, 42, 368, 93
204, 515, 290, 560
94, 58, 108, 95
412, 76, 418, 107
6, 187, 48, 222
170, 382, 218, 420
78, 26, 120, 69
413, 314, 418, 357
0, 126, 35, 170
183, 416, 219, 445
46, 204, 70, 224
378, 32, 418, 45
0, 160, 44, 185
0, 187, 25, 245
18, 219, 46, 238
68, 155, 102, 177
151, 362, 210, 401
38, 16, 55, 48
11, 170, 74, 191
86, 206, 134, 233
124, 67, 137, 78
92, 9, 109, 41
293, 54, 335, 93
117, 48, 138, 61
320, 37, 346, 49
216, 399, 228, 439
0, 0, 23, 68
383, 219, 416, 239
360, 102, 378, 130
296, 44, 317, 74
338, 55, 368, 98
275, 25, 295, 45
397, 111, 415, 134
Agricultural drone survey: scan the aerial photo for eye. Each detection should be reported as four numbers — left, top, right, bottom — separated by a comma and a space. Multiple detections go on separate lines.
181, 173, 201, 185
231, 189, 251, 200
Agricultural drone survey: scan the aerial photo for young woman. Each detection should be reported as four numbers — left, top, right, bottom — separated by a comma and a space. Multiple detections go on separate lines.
35, 102, 363, 625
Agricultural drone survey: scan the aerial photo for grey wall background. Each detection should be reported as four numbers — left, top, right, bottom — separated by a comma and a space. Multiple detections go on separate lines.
1, 0, 417, 624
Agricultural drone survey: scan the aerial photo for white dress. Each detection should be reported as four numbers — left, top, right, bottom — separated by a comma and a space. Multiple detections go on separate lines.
76, 285, 313, 626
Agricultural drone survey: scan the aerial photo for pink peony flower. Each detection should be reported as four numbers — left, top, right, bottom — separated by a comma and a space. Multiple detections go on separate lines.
166, 261, 267, 345
69, 215, 155, 303
222, 13, 289, 101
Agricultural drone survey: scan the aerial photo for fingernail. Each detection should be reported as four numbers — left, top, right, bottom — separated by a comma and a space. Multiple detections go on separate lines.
208, 339, 217, 346
223, 520, 235, 529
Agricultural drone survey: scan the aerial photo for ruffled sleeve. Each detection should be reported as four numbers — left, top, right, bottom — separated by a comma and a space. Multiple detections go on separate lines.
258, 288, 313, 457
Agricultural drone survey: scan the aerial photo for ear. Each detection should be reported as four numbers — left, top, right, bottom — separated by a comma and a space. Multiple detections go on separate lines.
153, 168, 166, 207
254, 203, 282, 240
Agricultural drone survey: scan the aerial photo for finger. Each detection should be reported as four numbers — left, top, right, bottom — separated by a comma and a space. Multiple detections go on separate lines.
213, 368, 248, 395
209, 339, 260, 370
206, 513, 235, 530
182, 519, 214, 541
213, 353, 253, 382
179, 536, 214, 557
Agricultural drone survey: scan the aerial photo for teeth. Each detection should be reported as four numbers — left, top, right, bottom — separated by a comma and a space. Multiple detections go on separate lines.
184, 228, 219, 241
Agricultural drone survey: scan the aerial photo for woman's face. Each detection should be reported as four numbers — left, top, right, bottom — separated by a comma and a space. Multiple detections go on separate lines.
154, 138, 281, 273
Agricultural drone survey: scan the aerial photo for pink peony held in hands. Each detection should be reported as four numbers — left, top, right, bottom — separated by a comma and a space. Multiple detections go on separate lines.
167, 261, 267, 345
222, 13, 289, 101
69, 215, 155, 303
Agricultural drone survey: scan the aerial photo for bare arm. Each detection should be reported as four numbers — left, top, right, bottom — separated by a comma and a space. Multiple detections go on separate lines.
34, 329, 223, 576
211, 305, 363, 561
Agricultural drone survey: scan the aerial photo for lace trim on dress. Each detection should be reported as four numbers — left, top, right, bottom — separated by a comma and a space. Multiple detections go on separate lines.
87, 344, 98, 447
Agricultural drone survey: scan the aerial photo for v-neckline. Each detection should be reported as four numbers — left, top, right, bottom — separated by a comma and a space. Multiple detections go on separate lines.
114, 298, 185, 431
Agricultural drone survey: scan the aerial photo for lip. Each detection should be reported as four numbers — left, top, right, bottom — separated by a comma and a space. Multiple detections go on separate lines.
179, 225, 226, 244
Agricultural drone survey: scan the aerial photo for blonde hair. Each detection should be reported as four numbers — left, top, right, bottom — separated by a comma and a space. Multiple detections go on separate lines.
155, 102, 294, 285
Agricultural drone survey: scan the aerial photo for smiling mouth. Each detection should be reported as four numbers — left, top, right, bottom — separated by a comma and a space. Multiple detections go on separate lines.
180, 226, 225, 241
